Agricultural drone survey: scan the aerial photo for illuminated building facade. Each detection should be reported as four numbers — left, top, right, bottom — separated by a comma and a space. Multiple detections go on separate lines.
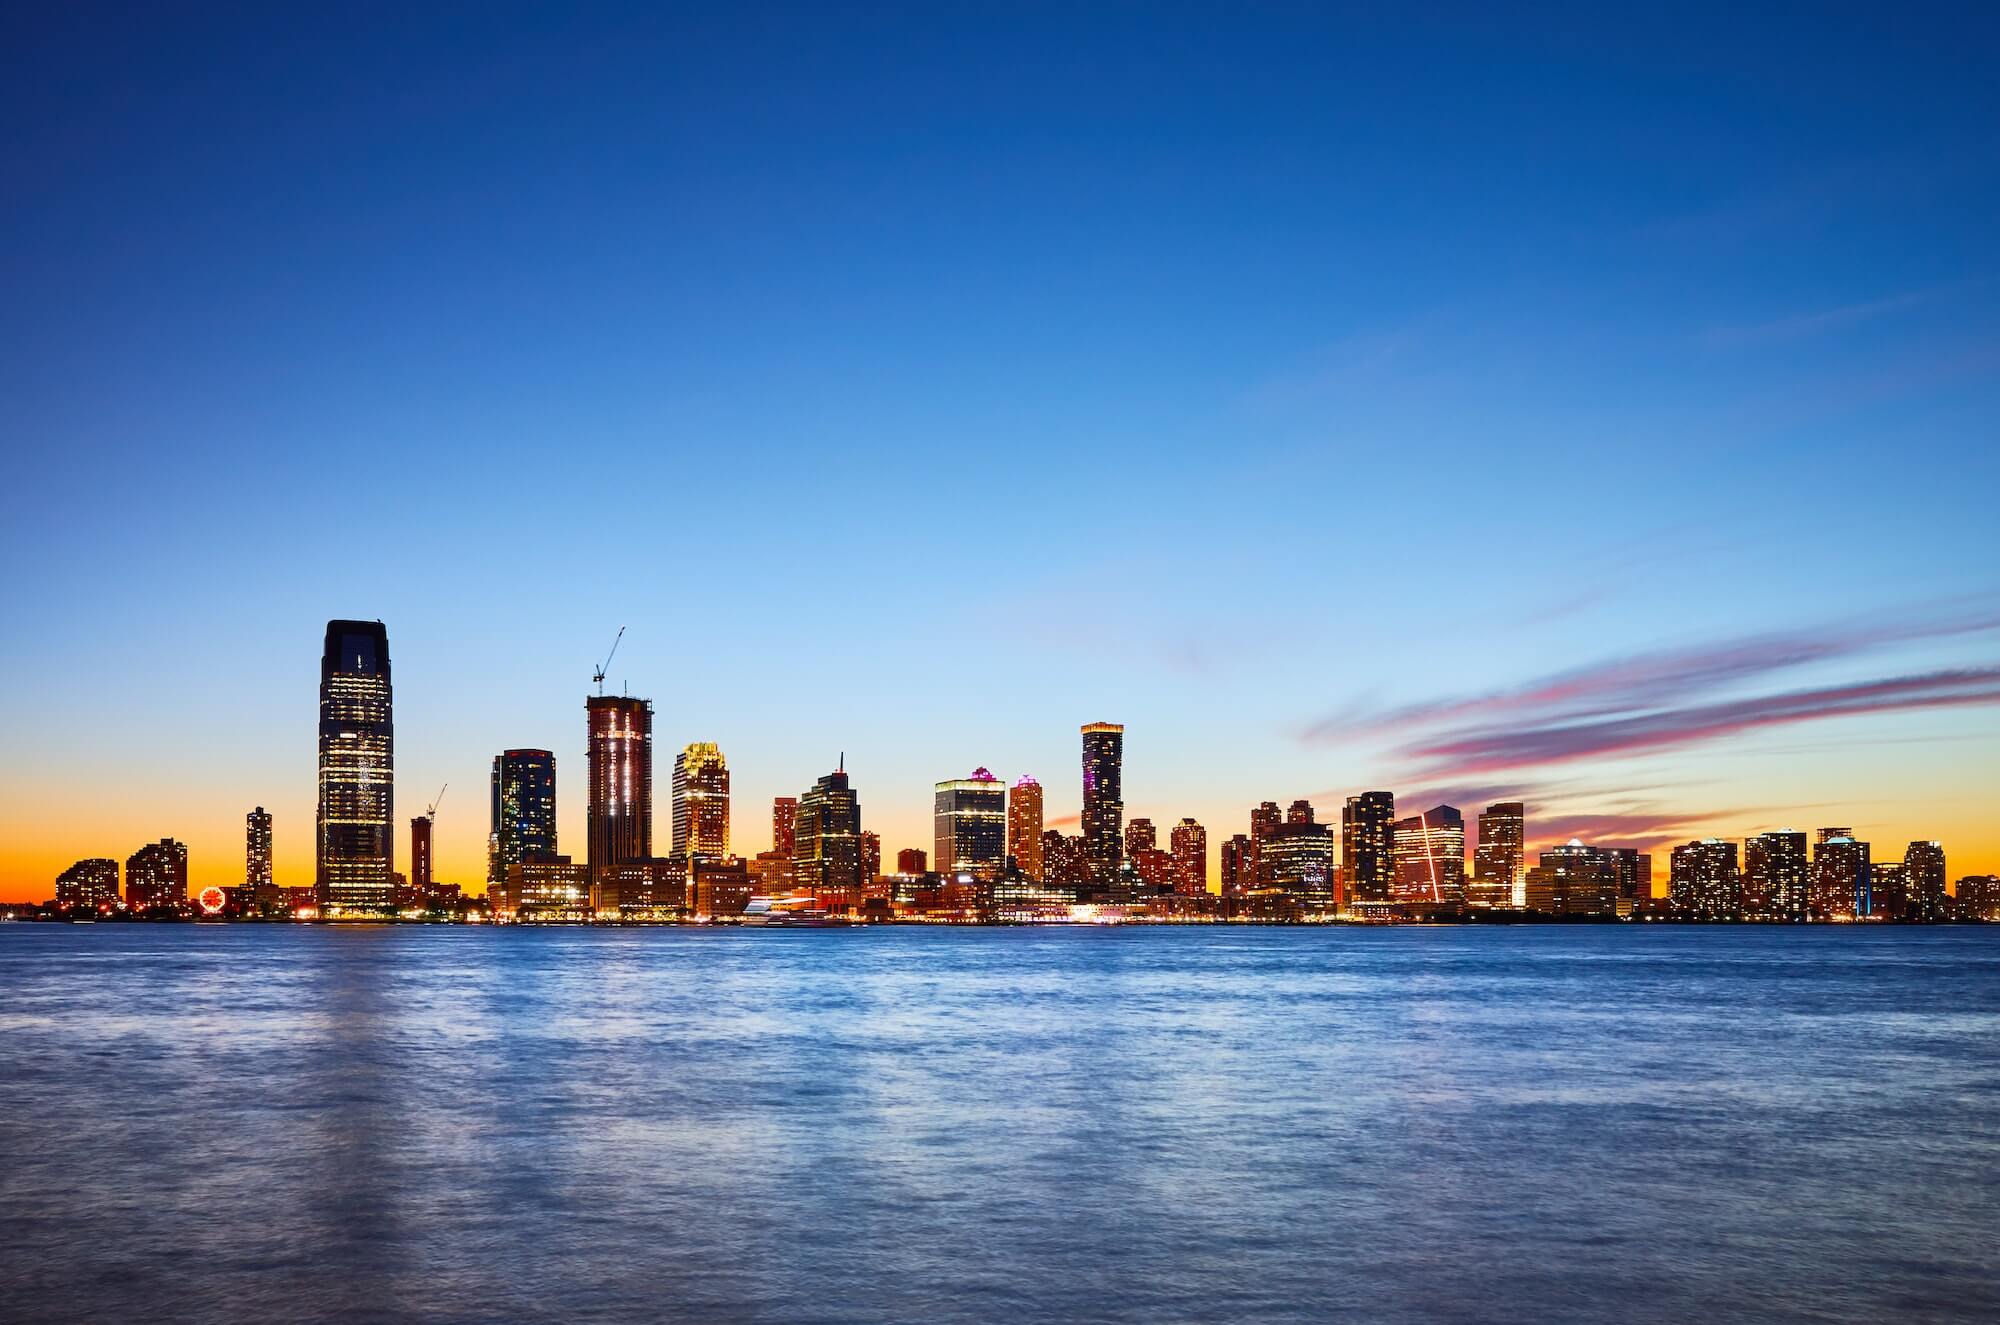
1260, 820, 1337, 912
1524, 840, 1618, 916
1811, 832, 1870, 919
1904, 841, 1949, 922
795, 767, 863, 896
1871, 860, 1908, 919
1392, 805, 1465, 906
1133, 847, 1173, 887
1957, 875, 2000, 921
496, 858, 589, 918
671, 742, 730, 860
1342, 791, 1396, 904
1220, 834, 1253, 894
1171, 818, 1208, 895
1607, 848, 1652, 914
1007, 775, 1044, 879
489, 749, 558, 886
1125, 818, 1157, 858
56, 858, 119, 910
1743, 829, 1810, 920
317, 619, 394, 912
246, 807, 272, 894
1042, 830, 1090, 888
935, 768, 1008, 880
772, 797, 797, 856
1471, 801, 1525, 909
691, 856, 754, 918
586, 696, 653, 879
1080, 722, 1124, 880
126, 838, 188, 911
1670, 839, 1741, 919
861, 831, 881, 884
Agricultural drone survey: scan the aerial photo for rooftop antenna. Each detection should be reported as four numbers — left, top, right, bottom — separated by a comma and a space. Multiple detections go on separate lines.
593, 625, 626, 697
839, 751, 845, 773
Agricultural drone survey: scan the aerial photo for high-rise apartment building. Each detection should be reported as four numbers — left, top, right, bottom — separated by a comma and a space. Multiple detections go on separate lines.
772, 797, 798, 857
126, 838, 189, 911
1393, 805, 1466, 906
1170, 818, 1208, 895
245, 807, 273, 894
1670, 839, 1741, 919
935, 768, 1007, 880
1743, 829, 1810, 920
1285, 800, 1313, 827
861, 830, 881, 884
586, 696, 653, 879
1904, 841, 1949, 922
671, 742, 730, 859
489, 749, 559, 886
1249, 801, 1281, 885
1080, 722, 1124, 880
1125, 818, 1157, 858
317, 620, 394, 912
55, 858, 120, 911
1220, 834, 1254, 894
1261, 820, 1337, 912
1342, 791, 1396, 904
1471, 801, 1525, 908
410, 814, 433, 896
1007, 775, 1044, 879
1811, 832, 1870, 919
1524, 840, 1619, 916
795, 767, 863, 896
1607, 848, 1652, 913
1042, 830, 1089, 889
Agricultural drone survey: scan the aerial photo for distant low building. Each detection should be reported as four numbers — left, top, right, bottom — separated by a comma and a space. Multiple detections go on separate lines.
1525, 840, 1618, 917
1956, 875, 2000, 921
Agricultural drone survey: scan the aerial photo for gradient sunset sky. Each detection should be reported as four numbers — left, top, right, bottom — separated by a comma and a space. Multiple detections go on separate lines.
4, 5, 1998, 901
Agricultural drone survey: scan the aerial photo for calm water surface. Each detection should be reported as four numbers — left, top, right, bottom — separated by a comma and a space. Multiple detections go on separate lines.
2, 924, 1996, 1323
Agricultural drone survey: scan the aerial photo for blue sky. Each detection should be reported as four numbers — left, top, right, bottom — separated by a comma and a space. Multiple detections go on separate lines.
3, 4, 1997, 893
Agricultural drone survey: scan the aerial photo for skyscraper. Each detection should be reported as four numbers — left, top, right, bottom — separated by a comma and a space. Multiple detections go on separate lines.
55, 858, 120, 911
586, 695, 653, 879
1904, 841, 1949, 922
317, 619, 394, 912
1669, 839, 1741, 919
1170, 818, 1208, 895
1392, 805, 1466, 906
1607, 848, 1652, 914
245, 806, 272, 894
935, 768, 1007, 880
489, 749, 558, 886
1249, 801, 1281, 885
1220, 834, 1254, 894
860, 830, 881, 885
1524, 840, 1619, 916
671, 742, 731, 859
126, 838, 188, 911
1008, 775, 1044, 879
410, 813, 433, 896
773, 797, 798, 855
794, 766, 863, 897
1811, 831, 1870, 919
1261, 819, 1337, 912
1342, 791, 1396, 904
1743, 829, 1809, 921
1080, 722, 1124, 880
1471, 801, 1525, 908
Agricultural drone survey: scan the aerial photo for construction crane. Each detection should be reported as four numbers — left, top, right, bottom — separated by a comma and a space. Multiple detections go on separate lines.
426, 783, 448, 823
593, 625, 626, 696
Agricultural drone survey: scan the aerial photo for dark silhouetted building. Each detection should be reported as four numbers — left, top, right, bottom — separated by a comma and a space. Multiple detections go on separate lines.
1743, 829, 1809, 920
126, 838, 188, 911
1393, 805, 1465, 906
1171, 818, 1207, 895
490, 749, 559, 886
671, 742, 730, 860
410, 814, 433, 899
56, 858, 119, 910
936, 768, 1007, 880
897, 847, 928, 874
1081, 722, 1124, 880
1220, 834, 1254, 895
1008, 775, 1044, 879
1607, 848, 1652, 915
586, 696, 653, 879
1670, 839, 1740, 919
1471, 801, 1525, 908
1342, 791, 1396, 904
317, 619, 394, 912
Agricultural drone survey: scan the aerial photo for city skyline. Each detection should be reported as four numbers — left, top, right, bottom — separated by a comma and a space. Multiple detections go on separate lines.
5, 8, 1999, 901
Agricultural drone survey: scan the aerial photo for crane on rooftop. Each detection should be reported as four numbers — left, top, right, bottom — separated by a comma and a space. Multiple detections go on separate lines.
593, 625, 626, 696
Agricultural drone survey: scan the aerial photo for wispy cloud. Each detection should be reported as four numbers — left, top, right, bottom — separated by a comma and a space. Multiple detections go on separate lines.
1701, 289, 1931, 348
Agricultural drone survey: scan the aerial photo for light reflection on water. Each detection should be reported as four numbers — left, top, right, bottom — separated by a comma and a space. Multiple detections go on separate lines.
2, 924, 1997, 1323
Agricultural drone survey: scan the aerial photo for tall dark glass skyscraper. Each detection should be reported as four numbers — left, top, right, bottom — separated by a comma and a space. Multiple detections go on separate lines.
795, 766, 863, 895
1080, 722, 1124, 879
1342, 791, 1396, 904
587, 696, 653, 879
317, 619, 394, 912
245, 806, 273, 891
935, 767, 1007, 880
490, 749, 559, 886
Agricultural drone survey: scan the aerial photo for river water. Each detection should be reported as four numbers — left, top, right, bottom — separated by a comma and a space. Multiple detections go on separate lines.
1, 924, 1995, 1323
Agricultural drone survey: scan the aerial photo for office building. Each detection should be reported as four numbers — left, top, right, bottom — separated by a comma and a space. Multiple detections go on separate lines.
1669, 839, 1741, 919
1261, 819, 1337, 912
1392, 805, 1465, 906
1743, 829, 1810, 920
1342, 791, 1396, 904
56, 858, 119, 911
1006, 775, 1044, 879
489, 749, 559, 886
1080, 722, 1124, 879
317, 619, 394, 912
1170, 818, 1208, 895
1471, 801, 1525, 908
671, 742, 730, 860
795, 766, 863, 897
586, 695, 653, 878
1524, 840, 1619, 917
935, 768, 1008, 880
1607, 848, 1652, 914
495, 858, 589, 919
1811, 833, 1871, 919
126, 838, 188, 911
